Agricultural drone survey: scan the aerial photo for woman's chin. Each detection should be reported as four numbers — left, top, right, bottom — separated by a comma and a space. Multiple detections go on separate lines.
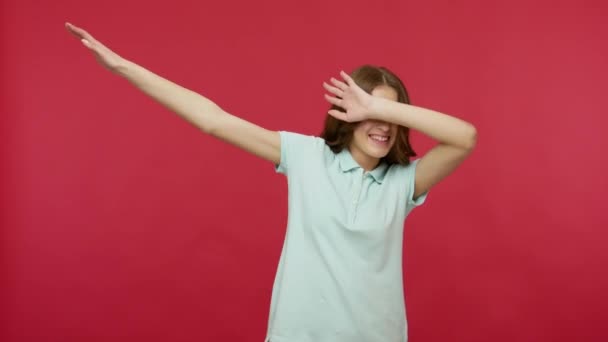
364, 147, 390, 159
365, 139, 392, 157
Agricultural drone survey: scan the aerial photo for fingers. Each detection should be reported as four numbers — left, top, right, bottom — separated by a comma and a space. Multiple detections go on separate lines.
65, 22, 83, 38
340, 70, 355, 86
323, 81, 343, 98
327, 109, 348, 122
330, 77, 348, 91
65, 22, 96, 44
324, 93, 342, 107
325, 69, 353, 93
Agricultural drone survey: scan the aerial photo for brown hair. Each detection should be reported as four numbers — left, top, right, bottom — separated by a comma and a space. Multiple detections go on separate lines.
320, 65, 417, 165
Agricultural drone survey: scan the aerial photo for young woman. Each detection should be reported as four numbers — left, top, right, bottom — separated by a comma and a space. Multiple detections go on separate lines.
65, 22, 476, 342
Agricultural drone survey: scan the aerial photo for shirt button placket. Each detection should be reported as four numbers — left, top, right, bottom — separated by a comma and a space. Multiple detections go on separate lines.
350, 170, 365, 223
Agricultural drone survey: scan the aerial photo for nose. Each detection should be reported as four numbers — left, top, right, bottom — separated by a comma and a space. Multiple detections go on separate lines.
373, 120, 391, 131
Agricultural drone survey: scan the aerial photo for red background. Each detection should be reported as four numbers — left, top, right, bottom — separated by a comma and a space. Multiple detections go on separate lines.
2, 0, 608, 341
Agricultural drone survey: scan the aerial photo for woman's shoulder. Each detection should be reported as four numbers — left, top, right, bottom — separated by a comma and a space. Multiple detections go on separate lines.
385, 159, 420, 178
275, 131, 331, 174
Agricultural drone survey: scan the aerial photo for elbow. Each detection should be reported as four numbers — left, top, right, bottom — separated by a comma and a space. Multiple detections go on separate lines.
201, 119, 215, 135
200, 106, 225, 135
461, 123, 477, 151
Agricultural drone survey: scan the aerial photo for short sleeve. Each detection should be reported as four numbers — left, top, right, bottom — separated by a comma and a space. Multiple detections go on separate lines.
274, 131, 323, 176
405, 159, 429, 211
275, 131, 290, 174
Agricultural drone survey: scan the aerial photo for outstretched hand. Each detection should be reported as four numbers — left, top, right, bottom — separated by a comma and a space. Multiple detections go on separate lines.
65, 22, 125, 73
323, 71, 375, 122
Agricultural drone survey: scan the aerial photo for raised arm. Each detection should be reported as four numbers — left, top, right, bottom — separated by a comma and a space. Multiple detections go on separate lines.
370, 102, 476, 199
324, 71, 477, 199
65, 23, 281, 164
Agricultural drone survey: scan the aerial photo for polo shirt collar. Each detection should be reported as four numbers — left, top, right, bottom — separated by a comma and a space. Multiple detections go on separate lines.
337, 148, 388, 184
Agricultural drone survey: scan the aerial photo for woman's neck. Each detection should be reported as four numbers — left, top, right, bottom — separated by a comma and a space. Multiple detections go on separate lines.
348, 146, 380, 171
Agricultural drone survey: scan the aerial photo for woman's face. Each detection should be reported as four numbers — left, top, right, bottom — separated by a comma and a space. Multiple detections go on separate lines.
349, 85, 399, 170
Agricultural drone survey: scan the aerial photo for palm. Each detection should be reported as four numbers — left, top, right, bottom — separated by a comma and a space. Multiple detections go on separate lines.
323, 71, 374, 122
65, 23, 124, 73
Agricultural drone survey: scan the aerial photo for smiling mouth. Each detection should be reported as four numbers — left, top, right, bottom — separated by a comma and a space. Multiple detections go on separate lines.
369, 134, 390, 144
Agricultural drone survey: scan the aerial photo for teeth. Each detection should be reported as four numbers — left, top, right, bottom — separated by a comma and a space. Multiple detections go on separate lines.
370, 135, 388, 142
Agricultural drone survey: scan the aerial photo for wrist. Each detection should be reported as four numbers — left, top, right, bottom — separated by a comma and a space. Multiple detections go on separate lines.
367, 97, 389, 121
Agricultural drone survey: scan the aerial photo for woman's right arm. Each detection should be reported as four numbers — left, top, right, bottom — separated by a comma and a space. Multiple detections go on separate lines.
65, 23, 281, 164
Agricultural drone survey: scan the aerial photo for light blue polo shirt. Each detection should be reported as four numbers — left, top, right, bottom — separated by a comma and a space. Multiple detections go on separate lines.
265, 131, 428, 342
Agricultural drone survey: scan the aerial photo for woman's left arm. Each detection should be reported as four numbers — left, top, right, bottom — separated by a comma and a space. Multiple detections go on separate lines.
323, 71, 477, 199
370, 99, 477, 199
